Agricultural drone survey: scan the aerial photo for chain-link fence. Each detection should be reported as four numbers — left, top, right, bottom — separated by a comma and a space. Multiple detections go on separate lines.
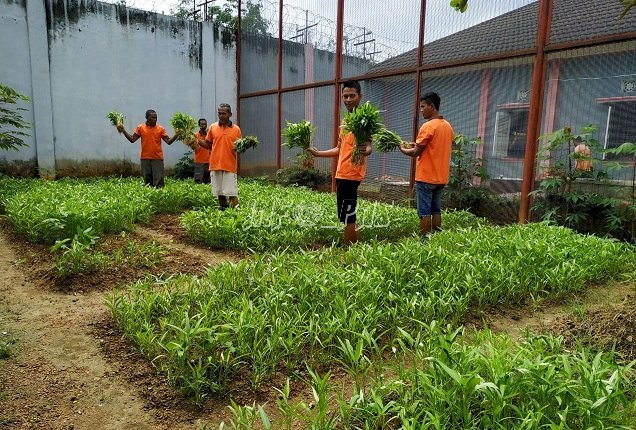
237, 0, 636, 241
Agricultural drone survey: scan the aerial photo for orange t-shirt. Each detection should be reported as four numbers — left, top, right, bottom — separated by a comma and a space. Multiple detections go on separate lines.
335, 123, 367, 182
193, 130, 211, 164
134, 123, 168, 160
206, 122, 242, 173
415, 117, 454, 184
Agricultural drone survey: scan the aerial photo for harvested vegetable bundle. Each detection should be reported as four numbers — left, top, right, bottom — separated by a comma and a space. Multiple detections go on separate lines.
373, 128, 403, 153
282, 120, 316, 150
170, 112, 198, 149
234, 135, 259, 153
343, 102, 383, 164
107, 111, 125, 128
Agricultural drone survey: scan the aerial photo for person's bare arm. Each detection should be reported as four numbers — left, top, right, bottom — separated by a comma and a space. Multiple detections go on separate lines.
163, 134, 179, 145
117, 125, 139, 143
399, 141, 424, 157
308, 145, 340, 158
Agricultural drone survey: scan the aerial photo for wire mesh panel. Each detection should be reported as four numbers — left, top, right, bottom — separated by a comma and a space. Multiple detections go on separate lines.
342, 0, 421, 79
238, 95, 278, 176
419, 57, 533, 223
360, 74, 417, 203
281, 86, 335, 176
422, 1, 537, 67
239, 0, 280, 94
533, 43, 636, 240
281, 0, 338, 86
550, 0, 636, 46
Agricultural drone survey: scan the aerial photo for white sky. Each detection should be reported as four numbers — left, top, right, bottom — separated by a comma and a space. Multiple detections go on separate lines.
124, 0, 536, 49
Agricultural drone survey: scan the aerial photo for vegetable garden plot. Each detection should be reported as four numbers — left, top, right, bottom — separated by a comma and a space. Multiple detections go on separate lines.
108, 223, 636, 405
2, 178, 215, 244
181, 181, 484, 251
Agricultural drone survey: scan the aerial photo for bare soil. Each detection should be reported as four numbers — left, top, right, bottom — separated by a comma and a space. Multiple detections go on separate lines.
1, 214, 634, 429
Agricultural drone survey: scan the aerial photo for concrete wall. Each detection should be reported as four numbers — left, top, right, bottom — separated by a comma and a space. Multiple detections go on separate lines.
0, 0, 236, 177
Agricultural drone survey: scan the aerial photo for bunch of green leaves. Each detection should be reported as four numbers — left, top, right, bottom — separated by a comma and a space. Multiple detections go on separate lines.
343, 102, 383, 164
51, 227, 104, 279
106, 111, 125, 128
170, 112, 198, 147
0, 83, 31, 151
282, 120, 316, 150
108, 222, 635, 402
372, 127, 402, 153
234, 135, 259, 153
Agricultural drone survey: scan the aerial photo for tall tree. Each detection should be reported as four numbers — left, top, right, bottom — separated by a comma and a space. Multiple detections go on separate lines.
171, 0, 270, 35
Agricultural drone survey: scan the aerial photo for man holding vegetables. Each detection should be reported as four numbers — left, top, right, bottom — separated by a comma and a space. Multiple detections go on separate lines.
199, 103, 242, 210
308, 80, 373, 246
117, 109, 178, 188
399, 92, 454, 235
193, 118, 211, 184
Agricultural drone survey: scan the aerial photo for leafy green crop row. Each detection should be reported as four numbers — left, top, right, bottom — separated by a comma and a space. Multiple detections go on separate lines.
223, 324, 636, 429
181, 181, 483, 251
1, 177, 215, 243
107, 223, 636, 404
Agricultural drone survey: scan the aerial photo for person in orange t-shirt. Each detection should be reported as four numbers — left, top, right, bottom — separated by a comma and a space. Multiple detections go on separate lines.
192, 118, 211, 184
308, 80, 373, 246
399, 92, 454, 235
117, 109, 178, 188
199, 103, 242, 210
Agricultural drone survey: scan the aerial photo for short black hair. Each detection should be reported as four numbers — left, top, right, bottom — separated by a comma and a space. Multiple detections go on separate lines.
145, 109, 157, 118
342, 80, 361, 94
420, 92, 441, 111
218, 103, 232, 114
198, 118, 207, 124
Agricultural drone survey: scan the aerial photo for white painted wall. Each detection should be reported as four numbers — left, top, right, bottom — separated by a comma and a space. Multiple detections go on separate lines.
0, 0, 237, 177
0, 0, 37, 171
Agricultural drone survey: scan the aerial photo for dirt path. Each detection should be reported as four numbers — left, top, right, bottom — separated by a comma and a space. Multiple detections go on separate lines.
0, 228, 199, 429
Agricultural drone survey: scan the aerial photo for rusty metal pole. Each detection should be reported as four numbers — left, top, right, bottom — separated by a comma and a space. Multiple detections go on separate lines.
236, 0, 242, 173
277, 0, 283, 170
519, 0, 553, 223
331, 0, 345, 192
409, 0, 426, 202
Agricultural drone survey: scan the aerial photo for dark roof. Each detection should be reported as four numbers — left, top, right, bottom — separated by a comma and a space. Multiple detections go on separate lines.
371, 0, 636, 74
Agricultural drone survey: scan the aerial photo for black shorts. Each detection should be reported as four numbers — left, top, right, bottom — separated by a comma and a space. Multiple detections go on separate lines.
336, 179, 360, 224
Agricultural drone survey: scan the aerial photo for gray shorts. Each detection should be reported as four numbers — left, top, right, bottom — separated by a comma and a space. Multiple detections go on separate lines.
194, 163, 210, 183
211, 171, 238, 197
140, 159, 165, 188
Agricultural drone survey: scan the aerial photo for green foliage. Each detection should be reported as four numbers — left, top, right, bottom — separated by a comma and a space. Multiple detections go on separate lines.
282, 120, 316, 150
181, 181, 479, 251
170, 112, 197, 147
233, 135, 259, 153
171, 152, 195, 180
0, 83, 31, 151
0, 335, 15, 360
450, 0, 469, 13
106, 111, 125, 128
532, 125, 635, 242
275, 166, 330, 189
108, 222, 636, 405
172, 0, 269, 36
2, 177, 214, 244
372, 127, 402, 153
446, 134, 490, 211
343, 102, 383, 164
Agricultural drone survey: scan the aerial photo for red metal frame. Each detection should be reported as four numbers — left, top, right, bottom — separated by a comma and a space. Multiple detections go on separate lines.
235, 0, 636, 223
519, 0, 553, 223
409, 0, 426, 199
331, 0, 345, 192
